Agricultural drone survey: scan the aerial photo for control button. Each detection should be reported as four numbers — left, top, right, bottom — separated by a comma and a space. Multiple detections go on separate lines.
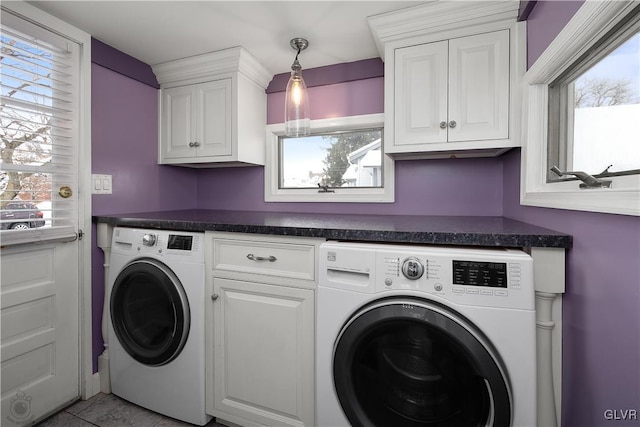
466, 288, 479, 295
142, 233, 157, 247
452, 286, 465, 294
384, 278, 393, 287
495, 290, 508, 296
401, 257, 424, 280
434, 283, 443, 292
480, 289, 493, 296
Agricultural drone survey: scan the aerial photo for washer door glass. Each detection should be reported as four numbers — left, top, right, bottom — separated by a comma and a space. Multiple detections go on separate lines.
333, 299, 511, 427
110, 258, 190, 366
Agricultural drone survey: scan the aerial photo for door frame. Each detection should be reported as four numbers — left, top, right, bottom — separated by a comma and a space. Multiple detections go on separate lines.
3, 0, 95, 401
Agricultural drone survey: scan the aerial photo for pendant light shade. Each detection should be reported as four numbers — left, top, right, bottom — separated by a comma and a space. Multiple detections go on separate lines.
285, 38, 310, 137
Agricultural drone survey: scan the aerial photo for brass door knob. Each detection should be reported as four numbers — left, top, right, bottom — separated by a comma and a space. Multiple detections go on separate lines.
59, 186, 73, 198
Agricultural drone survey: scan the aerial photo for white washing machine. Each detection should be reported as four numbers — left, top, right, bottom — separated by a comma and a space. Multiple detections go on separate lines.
107, 227, 211, 426
317, 241, 537, 427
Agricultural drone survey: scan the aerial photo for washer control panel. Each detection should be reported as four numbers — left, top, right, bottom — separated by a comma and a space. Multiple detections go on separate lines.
111, 227, 204, 261
320, 242, 534, 310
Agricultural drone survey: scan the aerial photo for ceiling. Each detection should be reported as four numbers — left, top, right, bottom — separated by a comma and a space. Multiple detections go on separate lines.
27, 1, 426, 76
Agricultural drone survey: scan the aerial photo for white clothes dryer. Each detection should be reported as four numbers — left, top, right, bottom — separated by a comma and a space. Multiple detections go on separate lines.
107, 227, 211, 426
317, 241, 537, 427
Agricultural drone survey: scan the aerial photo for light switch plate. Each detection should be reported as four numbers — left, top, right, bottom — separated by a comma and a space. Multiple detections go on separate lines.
92, 174, 112, 194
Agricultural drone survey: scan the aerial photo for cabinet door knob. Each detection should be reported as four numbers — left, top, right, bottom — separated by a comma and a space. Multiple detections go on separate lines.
211, 294, 219, 301
189, 142, 195, 148
448, 120, 457, 128
439, 121, 447, 129
193, 141, 200, 147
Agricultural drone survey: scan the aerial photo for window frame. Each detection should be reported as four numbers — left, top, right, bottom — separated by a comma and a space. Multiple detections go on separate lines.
521, 0, 640, 216
265, 113, 395, 203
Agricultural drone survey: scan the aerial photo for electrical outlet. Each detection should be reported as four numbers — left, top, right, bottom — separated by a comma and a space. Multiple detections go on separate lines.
92, 174, 112, 194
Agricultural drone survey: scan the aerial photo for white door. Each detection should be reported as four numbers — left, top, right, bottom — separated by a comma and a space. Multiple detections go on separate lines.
448, 30, 510, 142
1, 243, 79, 425
394, 41, 449, 147
0, 3, 91, 425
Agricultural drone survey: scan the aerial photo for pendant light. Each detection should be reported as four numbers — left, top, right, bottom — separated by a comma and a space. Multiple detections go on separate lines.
285, 37, 310, 137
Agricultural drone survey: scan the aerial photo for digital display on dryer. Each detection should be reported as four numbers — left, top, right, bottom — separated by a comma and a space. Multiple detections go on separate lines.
167, 235, 193, 251
453, 260, 507, 288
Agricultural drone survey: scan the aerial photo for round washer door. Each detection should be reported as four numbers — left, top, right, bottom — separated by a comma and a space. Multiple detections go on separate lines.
110, 258, 190, 366
333, 298, 511, 427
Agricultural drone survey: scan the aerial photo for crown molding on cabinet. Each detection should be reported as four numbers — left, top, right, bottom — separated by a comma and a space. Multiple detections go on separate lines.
367, 1, 520, 60
152, 46, 273, 89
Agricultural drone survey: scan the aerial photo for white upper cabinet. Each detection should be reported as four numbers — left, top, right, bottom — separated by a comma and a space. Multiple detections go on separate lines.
369, 1, 525, 159
153, 47, 272, 167
161, 79, 231, 160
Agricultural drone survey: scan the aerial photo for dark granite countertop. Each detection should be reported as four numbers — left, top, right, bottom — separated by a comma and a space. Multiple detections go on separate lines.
93, 209, 572, 249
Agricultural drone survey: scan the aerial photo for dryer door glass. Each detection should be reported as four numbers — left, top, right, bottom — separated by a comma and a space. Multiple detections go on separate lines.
111, 259, 190, 366
333, 299, 510, 427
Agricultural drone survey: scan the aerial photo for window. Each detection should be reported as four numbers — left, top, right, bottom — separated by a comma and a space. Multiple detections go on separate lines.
0, 6, 85, 244
522, 1, 640, 216
265, 114, 394, 202
547, 14, 639, 182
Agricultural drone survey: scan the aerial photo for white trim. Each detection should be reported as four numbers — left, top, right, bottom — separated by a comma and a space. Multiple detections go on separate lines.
367, 1, 519, 60
2, 0, 94, 399
521, 0, 640, 216
152, 46, 272, 89
265, 114, 395, 203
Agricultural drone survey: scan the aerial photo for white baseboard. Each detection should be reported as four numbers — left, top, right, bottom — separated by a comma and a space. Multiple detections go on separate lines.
98, 352, 111, 394
91, 372, 102, 396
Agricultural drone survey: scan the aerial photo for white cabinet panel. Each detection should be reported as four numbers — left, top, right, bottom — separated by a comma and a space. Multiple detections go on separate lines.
210, 278, 315, 427
448, 30, 509, 142
161, 85, 195, 159
394, 41, 448, 145
212, 237, 316, 281
197, 79, 232, 157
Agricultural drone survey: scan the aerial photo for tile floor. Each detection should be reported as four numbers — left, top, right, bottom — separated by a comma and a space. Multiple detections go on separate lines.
35, 393, 224, 427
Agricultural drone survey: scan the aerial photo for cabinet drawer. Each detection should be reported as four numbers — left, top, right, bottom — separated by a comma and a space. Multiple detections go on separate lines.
212, 238, 316, 281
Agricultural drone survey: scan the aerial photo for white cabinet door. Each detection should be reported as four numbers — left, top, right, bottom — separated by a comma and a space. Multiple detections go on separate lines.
448, 30, 509, 142
211, 278, 314, 427
390, 29, 512, 155
197, 79, 232, 157
394, 41, 448, 145
161, 85, 196, 160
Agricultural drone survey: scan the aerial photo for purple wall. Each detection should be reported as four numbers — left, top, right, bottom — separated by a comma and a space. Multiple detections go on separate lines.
515, 2, 640, 425
525, 0, 583, 68
503, 150, 640, 427
91, 63, 197, 371
197, 76, 504, 215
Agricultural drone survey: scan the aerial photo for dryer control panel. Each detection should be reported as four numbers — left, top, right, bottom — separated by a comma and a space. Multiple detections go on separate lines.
320, 241, 534, 310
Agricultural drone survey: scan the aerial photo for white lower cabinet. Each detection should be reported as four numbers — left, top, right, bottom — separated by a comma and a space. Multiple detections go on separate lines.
205, 232, 321, 427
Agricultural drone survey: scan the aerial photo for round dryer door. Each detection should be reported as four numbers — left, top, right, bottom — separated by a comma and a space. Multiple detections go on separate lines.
333, 298, 511, 427
110, 258, 190, 366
